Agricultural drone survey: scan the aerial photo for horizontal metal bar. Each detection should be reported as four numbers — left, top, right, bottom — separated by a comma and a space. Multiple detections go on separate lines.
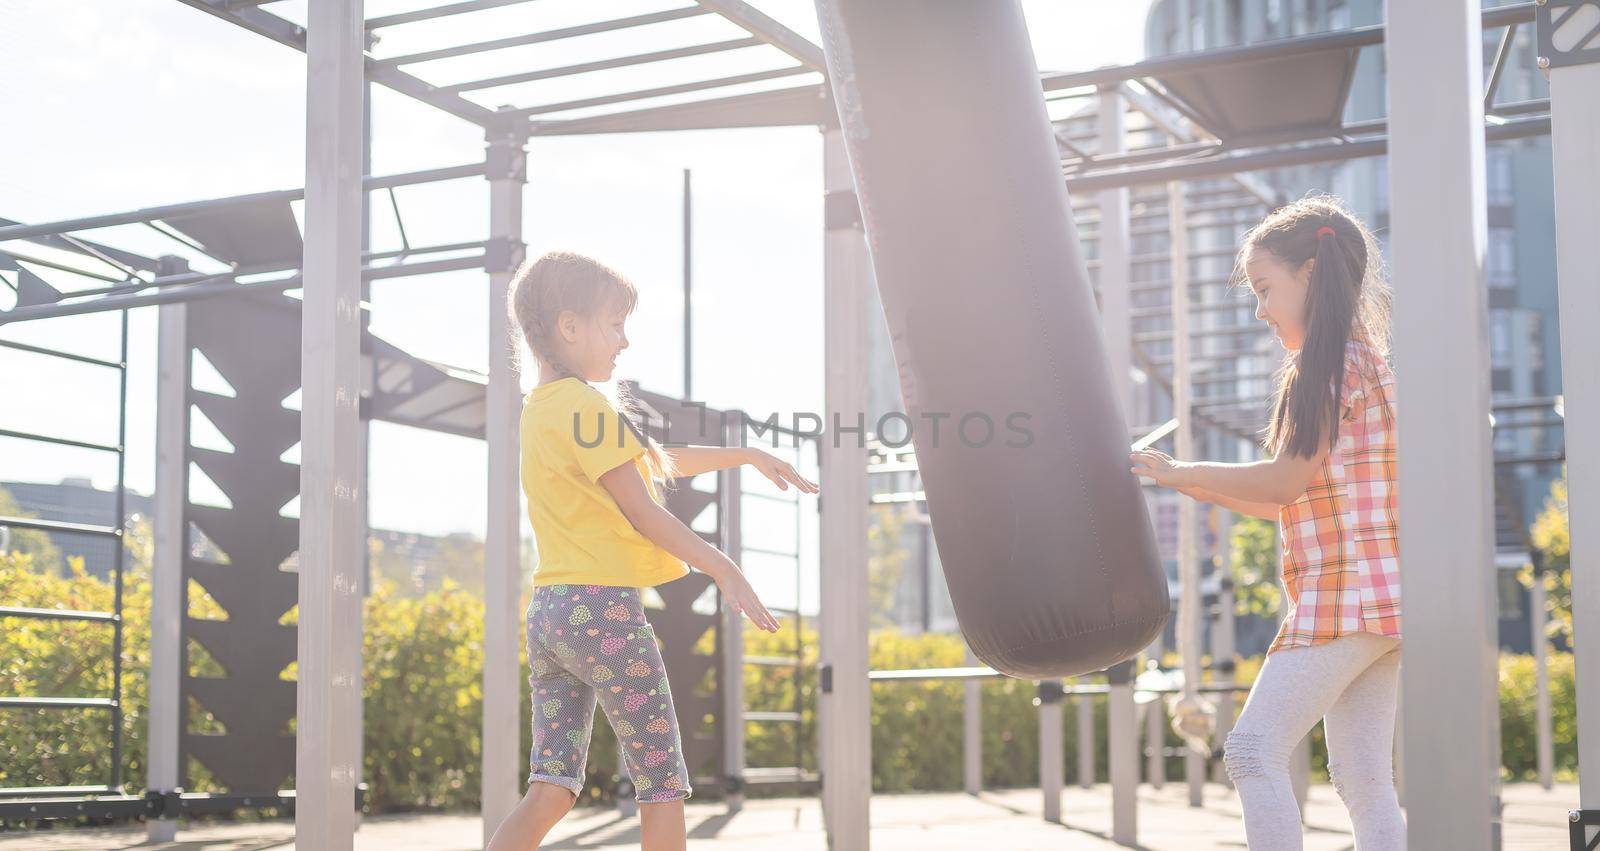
0, 254, 486, 325
739, 767, 820, 784
511, 66, 811, 118
379, 7, 710, 66
0, 339, 122, 368
1495, 451, 1565, 466
0, 250, 128, 284
0, 785, 119, 800
1135, 322, 1270, 341
744, 711, 801, 723
1132, 418, 1179, 452
0, 515, 119, 538
176, 0, 495, 125
868, 666, 1007, 682
744, 655, 802, 667
1067, 114, 1549, 193
0, 606, 117, 624
441, 37, 762, 94
0, 163, 486, 243
1041, 3, 1532, 94
0, 428, 120, 454
741, 544, 799, 559
0, 696, 117, 710
366, 0, 536, 29
693, 0, 826, 72
739, 491, 803, 508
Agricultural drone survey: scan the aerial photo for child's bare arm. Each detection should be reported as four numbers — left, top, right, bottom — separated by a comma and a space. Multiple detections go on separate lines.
597, 461, 780, 632
1178, 485, 1281, 522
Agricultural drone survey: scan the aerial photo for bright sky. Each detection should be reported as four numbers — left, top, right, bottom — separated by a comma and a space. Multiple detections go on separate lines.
0, 0, 1151, 607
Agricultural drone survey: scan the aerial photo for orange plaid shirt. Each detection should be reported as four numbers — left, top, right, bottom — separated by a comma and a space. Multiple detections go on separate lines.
1270, 339, 1401, 653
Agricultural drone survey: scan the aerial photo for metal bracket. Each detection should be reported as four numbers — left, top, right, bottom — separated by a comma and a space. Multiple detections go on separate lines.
819, 662, 833, 694
484, 237, 526, 274
1571, 808, 1600, 850
1035, 680, 1067, 705
824, 189, 862, 231
484, 140, 527, 183
1536, 0, 1600, 72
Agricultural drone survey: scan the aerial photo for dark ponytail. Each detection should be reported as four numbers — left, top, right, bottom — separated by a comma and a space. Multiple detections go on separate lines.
1245, 197, 1378, 459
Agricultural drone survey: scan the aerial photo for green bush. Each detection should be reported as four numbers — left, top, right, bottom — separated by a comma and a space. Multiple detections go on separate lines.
1, 551, 1579, 813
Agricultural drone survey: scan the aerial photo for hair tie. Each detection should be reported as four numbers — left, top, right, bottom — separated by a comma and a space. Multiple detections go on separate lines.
1315, 225, 1336, 241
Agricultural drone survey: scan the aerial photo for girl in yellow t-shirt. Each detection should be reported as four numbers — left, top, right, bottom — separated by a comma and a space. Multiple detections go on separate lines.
486, 250, 816, 851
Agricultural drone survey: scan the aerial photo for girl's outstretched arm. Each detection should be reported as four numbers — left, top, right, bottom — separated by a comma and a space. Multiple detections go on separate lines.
666, 446, 819, 494
1131, 442, 1328, 507
663, 445, 750, 478
597, 459, 781, 633
1177, 485, 1281, 522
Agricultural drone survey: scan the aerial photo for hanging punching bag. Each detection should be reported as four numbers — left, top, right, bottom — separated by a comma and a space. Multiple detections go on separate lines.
815, 0, 1168, 678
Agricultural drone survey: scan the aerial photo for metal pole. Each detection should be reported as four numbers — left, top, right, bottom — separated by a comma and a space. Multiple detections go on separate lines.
819, 127, 872, 849
481, 109, 528, 845
1039, 684, 1064, 823
1077, 693, 1095, 790
1168, 178, 1204, 808
1212, 514, 1237, 786
1100, 81, 1142, 845
297, 0, 365, 845
146, 298, 187, 844
683, 168, 693, 400
1532, 572, 1552, 790
1543, 24, 1600, 838
964, 646, 982, 795
721, 413, 746, 813
1386, 1, 1501, 846
1108, 663, 1139, 845
1147, 635, 1165, 789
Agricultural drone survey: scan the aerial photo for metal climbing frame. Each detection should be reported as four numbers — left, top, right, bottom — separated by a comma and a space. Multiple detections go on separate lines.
0, 312, 131, 800
725, 415, 820, 798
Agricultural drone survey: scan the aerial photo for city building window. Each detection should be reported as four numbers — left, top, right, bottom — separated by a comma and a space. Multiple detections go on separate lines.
1490, 309, 1513, 369
1489, 225, 1517, 288
1487, 147, 1514, 206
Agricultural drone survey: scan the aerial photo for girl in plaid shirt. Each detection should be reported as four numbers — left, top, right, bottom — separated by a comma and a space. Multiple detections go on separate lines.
1131, 196, 1402, 849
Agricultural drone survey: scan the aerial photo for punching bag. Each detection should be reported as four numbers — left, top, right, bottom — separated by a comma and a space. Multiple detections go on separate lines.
815, 0, 1168, 678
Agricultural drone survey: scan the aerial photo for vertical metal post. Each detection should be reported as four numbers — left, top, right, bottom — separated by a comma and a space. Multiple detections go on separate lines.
1108, 664, 1139, 845
721, 412, 746, 813
1147, 636, 1166, 789
963, 646, 982, 795
683, 168, 693, 400
1385, 1, 1500, 845
147, 299, 187, 844
1039, 684, 1064, 823
353, 64, 373, 830
1540, 13, 1600, 838
110, 307, 129, 793
297, 0, 366, 844
1532, 572, 1552, 790
819, 127, 872, 849
1101, 80, 1142, 845
1212, 515, 1237, 786
1076, 694, 1094, 789
1097, 86, 1132, 418
1168, 179, 1204, 808
481, 109, 529, 845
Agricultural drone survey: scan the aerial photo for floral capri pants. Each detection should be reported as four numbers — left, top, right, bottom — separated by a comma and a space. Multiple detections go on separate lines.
525, 583, 692, 803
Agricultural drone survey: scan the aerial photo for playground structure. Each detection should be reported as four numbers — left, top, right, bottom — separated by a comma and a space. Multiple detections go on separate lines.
1, 1, 1597, 849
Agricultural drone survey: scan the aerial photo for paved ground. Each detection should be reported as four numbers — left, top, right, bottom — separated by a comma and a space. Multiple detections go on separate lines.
0, 782, 1575, 849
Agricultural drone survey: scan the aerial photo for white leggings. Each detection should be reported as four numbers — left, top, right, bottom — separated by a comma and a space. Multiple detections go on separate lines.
1223, 631, 1405, 850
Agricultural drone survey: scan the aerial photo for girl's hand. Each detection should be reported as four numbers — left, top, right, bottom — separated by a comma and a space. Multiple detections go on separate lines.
715, 568, 782, 633
1129, 448, 1196, 490
745, 448, 819, 494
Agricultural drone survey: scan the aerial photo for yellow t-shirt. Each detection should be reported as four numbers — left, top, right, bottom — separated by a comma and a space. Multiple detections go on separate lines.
520, 377, 689, 588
